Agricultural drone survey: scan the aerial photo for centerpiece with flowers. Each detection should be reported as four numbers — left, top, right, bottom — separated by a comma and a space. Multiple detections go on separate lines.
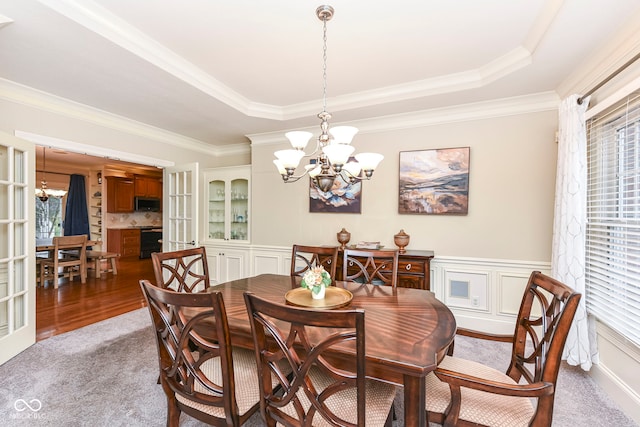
300, 265, 332, 299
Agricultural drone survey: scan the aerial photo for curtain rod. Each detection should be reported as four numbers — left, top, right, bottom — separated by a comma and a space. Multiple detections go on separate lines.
578, 51, 640, 105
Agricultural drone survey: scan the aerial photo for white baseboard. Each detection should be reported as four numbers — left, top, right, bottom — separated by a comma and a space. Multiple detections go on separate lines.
590, 362, 640, 425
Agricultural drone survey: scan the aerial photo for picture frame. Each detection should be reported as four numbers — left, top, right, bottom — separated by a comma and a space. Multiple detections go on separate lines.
309, 159, 362, 213
398, 147, 470, 215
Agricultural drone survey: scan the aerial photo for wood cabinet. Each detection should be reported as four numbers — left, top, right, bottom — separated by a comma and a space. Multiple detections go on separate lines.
337, 249, 434, 290
107, 228, 140, 258
134, 175, 162, 198
106, 177, 134, 213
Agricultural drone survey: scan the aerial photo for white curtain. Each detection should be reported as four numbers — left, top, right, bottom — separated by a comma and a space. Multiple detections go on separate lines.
552, 94, 598, 370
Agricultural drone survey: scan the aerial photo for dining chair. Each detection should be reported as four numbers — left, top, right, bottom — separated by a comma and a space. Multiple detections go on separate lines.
244, 291, 397, 427
39, 234, 88, 289
342, 248, 399, 287
139, 279, 262, 427
290, 244, 339, 279
426, 271, 581, 427
151, 246, 210, 292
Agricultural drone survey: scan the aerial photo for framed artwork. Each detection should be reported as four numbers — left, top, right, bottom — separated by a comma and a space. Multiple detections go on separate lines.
399, 147, 470, 215
309, 160, 362, 213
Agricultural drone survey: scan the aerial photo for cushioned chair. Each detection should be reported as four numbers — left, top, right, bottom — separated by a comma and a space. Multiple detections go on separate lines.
244, 291, 396, 427
342, 248, 399, 287
151, 246, 210, 292
426, 271, 581, 427
140, 279, 261, 427
290, 244, 339, 279
40, 234, 88, 288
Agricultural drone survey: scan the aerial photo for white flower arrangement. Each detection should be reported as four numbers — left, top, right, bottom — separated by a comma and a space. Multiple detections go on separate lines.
300, 265, 332, 296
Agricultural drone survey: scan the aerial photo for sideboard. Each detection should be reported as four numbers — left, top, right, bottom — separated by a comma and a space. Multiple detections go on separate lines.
336, 249, 435, 290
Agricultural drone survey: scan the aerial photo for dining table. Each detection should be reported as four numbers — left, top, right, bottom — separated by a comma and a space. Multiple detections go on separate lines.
202, 273, 457, 427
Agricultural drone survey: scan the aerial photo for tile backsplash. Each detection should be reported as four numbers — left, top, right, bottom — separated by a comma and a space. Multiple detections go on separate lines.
105, 212, 162, 228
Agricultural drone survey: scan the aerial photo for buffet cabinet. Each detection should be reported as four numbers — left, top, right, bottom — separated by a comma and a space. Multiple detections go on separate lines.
336, 249, 434, 290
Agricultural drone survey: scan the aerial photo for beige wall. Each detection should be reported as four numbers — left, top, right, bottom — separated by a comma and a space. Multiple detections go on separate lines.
251, 110, 558, 262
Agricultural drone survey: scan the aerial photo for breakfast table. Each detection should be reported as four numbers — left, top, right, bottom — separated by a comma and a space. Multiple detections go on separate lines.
203, 273, 457, 427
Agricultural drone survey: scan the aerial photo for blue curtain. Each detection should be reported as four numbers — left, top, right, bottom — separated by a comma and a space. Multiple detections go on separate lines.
63, 174, 90, 237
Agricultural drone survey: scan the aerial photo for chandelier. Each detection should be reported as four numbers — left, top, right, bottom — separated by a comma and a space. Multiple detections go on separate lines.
38, 146, 49, 203
273, 5, 383, 193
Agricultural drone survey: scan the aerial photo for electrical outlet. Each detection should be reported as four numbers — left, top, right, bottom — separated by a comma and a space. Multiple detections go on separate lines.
472, 296, 479, 306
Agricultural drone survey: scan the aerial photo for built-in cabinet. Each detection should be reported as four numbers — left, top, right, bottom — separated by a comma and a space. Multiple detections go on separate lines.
205, 245, 249, 284
106, 176, 134, 213
89, 169, 103, 242
203, 166, 250, 242
134, 175, 162, 198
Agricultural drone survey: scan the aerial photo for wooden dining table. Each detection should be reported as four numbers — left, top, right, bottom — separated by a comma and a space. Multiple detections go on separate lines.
203, 273, 457, 427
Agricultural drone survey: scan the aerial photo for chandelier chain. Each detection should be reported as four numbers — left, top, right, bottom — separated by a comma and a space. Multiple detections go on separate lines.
322, 16, 328, 114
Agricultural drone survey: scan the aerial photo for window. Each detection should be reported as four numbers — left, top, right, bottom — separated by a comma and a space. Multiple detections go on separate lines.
585, 93, 640, 347
35, 192, 66, 239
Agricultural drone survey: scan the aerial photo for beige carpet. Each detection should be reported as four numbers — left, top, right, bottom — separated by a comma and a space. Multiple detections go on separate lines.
0, 308, 636, 426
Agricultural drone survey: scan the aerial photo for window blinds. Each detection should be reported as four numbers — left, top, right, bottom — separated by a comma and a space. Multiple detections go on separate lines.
585, 92, 640, 347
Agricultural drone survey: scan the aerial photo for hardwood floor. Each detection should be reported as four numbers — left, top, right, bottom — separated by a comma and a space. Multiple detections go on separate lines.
36, 257, 155, 341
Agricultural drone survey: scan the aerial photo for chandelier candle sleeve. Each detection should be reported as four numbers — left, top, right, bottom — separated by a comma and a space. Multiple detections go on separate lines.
272, 5, 383, 192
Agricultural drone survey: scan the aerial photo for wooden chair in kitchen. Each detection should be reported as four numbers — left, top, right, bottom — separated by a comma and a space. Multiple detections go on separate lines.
140, 279, 261, 427
290, 244, 339, 279
342, 248, 399, 287
39, 234, 88, 289
151, 246, 210, 293
244, 291, 396, 427
425, 271, 581, 427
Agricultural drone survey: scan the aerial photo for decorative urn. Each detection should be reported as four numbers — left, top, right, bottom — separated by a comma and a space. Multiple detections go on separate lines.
394, 229, 410, 253
337, 228, 351, 250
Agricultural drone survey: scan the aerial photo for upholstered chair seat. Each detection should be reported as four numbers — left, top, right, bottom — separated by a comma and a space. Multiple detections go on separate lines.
426, 356, 535, 427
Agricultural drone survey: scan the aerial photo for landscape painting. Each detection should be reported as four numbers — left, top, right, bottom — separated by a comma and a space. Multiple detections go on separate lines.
399, 147, 470, 215
309, 158, 362, 213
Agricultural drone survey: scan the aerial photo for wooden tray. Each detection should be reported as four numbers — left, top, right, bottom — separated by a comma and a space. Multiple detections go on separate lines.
285, 287, 353, 309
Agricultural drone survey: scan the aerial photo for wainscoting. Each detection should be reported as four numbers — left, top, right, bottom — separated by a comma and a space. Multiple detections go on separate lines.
243, 244, 551, 334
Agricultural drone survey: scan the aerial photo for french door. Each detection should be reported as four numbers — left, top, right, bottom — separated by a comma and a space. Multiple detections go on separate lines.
0, 132, 35, 365
163, 163, 199, 252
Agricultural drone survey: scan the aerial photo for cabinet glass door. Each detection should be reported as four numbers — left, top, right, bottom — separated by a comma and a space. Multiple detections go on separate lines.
229, 178, 248, 241
208, 180, 225, 240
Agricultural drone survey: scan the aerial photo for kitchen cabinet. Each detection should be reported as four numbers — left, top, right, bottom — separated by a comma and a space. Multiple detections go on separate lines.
203, 166, 250, 243
134, 175, 162, 198
205, 245, 249, 284
106, 176, 134, 213
107, 228, 141, 258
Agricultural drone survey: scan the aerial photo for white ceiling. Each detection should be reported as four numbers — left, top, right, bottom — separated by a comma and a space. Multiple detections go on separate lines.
2, 0, 640, 153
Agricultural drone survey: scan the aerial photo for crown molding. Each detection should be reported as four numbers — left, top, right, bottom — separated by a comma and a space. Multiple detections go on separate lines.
248, 91, 560, 146
37, 0, 282, 120
38, 0, 549, 122
0, 77, 246, 156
